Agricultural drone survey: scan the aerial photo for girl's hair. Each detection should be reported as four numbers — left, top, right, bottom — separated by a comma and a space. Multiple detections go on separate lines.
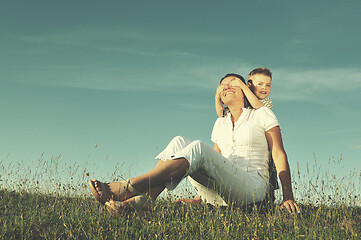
248, 67, 272, 84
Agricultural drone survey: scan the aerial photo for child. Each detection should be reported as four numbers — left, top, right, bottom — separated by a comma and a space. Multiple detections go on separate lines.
247, 67, 273, 110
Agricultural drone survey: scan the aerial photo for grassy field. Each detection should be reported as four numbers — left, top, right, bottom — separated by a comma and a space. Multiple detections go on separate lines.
1, 188, 360, 239
0, 157, 360, 239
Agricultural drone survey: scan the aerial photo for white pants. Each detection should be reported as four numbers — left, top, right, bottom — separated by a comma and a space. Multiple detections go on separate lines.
155, 136, 267, 206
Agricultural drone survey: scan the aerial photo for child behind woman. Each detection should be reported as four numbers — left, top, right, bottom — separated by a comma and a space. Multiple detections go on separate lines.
247, 67, 273, 110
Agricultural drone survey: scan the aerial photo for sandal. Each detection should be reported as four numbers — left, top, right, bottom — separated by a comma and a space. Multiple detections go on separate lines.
88, 179, 138, 205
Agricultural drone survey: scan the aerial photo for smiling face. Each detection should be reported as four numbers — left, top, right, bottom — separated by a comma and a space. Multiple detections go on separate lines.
219, 76, 244, 106
247, 74, 272, 99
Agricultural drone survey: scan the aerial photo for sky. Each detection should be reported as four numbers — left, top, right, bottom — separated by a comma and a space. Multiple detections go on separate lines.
1, 1, 360, 196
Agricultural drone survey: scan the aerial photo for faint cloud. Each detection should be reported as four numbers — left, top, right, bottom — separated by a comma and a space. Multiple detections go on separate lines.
271, 68, 361, 101
176, 102, 212, 111
11, 60, 249, 93
10, 61, 361, 100
350, 145, 361, 149
7, 30, 361, 98
8, 27, 229, 58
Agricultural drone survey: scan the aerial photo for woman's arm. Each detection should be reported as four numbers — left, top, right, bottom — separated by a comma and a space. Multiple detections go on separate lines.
265, 126, 300, 213
215, 85, 225, 117
214, 143, 221, 154
215, 98, 224, 118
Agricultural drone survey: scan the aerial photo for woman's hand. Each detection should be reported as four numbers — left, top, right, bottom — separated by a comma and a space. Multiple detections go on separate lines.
215, 84, 227, 100
280, 199, 300, 214
173, 195, 202, 204
215, 84, 229, 117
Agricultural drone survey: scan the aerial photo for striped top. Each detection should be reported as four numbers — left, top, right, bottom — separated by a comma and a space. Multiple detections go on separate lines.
260, 97, 273, 110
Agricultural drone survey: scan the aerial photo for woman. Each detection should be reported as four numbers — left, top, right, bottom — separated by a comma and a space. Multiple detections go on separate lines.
89, 74, 300, 214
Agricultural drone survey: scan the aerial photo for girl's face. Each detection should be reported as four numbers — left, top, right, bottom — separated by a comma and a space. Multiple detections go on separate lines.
248, 74, 271, 99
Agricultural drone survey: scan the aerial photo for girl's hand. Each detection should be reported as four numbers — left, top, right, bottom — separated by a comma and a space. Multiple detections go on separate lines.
280, 200, 300, 214
230, 78, 247, 89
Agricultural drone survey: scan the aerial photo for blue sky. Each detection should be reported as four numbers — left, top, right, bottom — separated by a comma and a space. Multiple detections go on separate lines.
1, 1, 360, 191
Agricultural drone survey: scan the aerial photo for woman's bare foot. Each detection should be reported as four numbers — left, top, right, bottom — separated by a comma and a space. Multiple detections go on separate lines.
123, 195, 154, 211
105, 195, 153, 217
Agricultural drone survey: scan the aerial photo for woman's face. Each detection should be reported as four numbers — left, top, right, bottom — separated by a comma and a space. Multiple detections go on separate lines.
220, 76, 244, 105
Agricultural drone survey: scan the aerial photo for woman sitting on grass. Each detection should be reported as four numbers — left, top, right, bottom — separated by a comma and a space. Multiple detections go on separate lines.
89, 73, 300, 215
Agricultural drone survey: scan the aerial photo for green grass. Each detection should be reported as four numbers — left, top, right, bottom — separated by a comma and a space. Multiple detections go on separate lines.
1, 188, 360, 239
0, 156, 360, 239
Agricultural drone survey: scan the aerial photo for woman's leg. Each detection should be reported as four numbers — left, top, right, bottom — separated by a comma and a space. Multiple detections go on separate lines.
103, 159, 189, 214
104, 162, 169, 214
123, 136, 192, 195
131, 159, 184, 200
129, 158, 189, 193
92, 136, 192, 202
168, 140, 267, 205
93, 158, 189, 202
116, 183, 166, 211
100, 139, 219, 203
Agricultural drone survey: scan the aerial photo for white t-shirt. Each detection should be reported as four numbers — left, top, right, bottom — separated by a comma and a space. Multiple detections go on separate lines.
211, 107, 279, 180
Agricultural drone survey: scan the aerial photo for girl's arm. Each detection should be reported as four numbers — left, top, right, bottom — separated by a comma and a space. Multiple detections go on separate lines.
233, 80, 264, 109
265, 126, 300, 213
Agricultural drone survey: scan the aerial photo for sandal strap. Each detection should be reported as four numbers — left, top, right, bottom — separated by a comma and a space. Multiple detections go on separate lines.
125, 179, 136, 193
118, 179, 138, 201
